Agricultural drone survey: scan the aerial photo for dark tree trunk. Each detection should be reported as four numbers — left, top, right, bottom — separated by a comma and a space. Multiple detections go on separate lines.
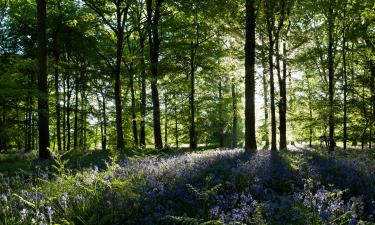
278, 24, 289, 150
328, 5, 335, 153
130, 67, 139, 147
114, 8, 125, 151
139, 34, 147, 148
147, 0, 163, 149
307, 77, 313, 147
62, 73, 66, 151
73, 73, 79, 150
189, 42, 197, 150
174, 95, 179, 148
245, 0, 257, 151
66, 65, 71, 152
267, 18, 277, 151
343, 29, 348, 150
37, 0, 50, 159
261, 41, 269, 148
231, 78, 238, 148
219, 78, 224, 148
164, 93, 168, 145
53, 46, 62, 152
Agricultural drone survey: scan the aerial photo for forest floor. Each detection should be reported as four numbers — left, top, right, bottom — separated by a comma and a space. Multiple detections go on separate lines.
0, 145, 375, 225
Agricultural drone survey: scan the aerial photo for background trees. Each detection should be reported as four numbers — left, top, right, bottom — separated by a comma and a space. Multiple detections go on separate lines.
0, 0, 373, 155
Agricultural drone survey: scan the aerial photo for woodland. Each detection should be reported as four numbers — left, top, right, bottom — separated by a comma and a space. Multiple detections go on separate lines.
0, 0, 374, 224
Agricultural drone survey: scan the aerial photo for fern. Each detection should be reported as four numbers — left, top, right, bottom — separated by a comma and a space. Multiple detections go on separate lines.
165, 215, 223, 225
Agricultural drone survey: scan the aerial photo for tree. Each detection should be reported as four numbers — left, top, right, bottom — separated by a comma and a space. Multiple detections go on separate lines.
147, 0, 164, 149
244, 0, 257, 151
37, 0, 50, 159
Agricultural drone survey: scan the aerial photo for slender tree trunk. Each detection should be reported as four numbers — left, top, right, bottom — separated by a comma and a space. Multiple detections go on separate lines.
66, 71, 71, 152
147, 0, 163, 149
307, 77, 313, 147
174, 96, 178, 148
37, 0, 50, 159
231, 78, 238, 148
164, 93, 168, 145
62, 74, 66, 151
139, 34, 146, 147
114, 10, 125, 151
261, 49, 269, 147
328, 5, 335, 153
342, 18, 348, 150
245, 0, 257, 151
73, 73, 79, 150
53, 47, 62, 152
267, 18, 277, 150
189, 42, 197, 150
219, 78, 224, 147
279, 23, 289, 150
130, 66, 139, 147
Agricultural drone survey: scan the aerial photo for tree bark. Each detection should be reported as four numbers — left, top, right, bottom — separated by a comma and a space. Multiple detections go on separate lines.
37, 0, 50, 159
267, 17, 277, 151
189, 42, 197, 149
114, 6, 125, 151
129, 64, 139, 147
139, 34, 147, 148
231, 78, 238, 148
73, 70, 79, 150
245, 0, 257, 151
164, 93, 168, 145
219, 78, 224, 148
327, 5, 335, 153
343, 26, 348, 150
147, 0, 163, 149
53, 44, 62, 152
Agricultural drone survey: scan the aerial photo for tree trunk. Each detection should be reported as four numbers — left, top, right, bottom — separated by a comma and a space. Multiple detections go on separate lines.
261, 51, 269, 148
114, 8, 125, 151
245, 0, 257, 151
53, 46, 62, 152
267, 17, 277, 150
130, 65, 139, 147
342, 24, 349, 151
175, 95, 179, 148
147, 0, 163, 149
231, 78, 238, 148
37, 0, 50, 159
164, 93, 168, 145
73, 73, 79, 150
189, 42, 197, 150
328, 5, 335, 153
307, 77, 313, 147
139, 34, 147, 148
219, 78, 224, 148
279, 23, 289, 150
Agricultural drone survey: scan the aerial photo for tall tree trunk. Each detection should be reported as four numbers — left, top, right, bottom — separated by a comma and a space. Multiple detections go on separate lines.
307, 77, 313, 147
267, 17, 277, 150
53, 46, 62, 152
189, 42, 197, 150
37, 0, 50, 159
261, 47, 269, 148
129, 66, 139, 147
219, 78, 224, 148
343, 27, 348, 150
231, 78, 238, 148
164, 93, 168, 145
279, 23, 289, 150
139, 34, 146, 147
245, 0, 257, 151
174, 95, 179, 148
147, 0, 163, 149
73, 73, 79, 150
328, 5, 335, 153
114, 9, 125, 151
66, 70, 71, 152
62, 74, 66, 151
